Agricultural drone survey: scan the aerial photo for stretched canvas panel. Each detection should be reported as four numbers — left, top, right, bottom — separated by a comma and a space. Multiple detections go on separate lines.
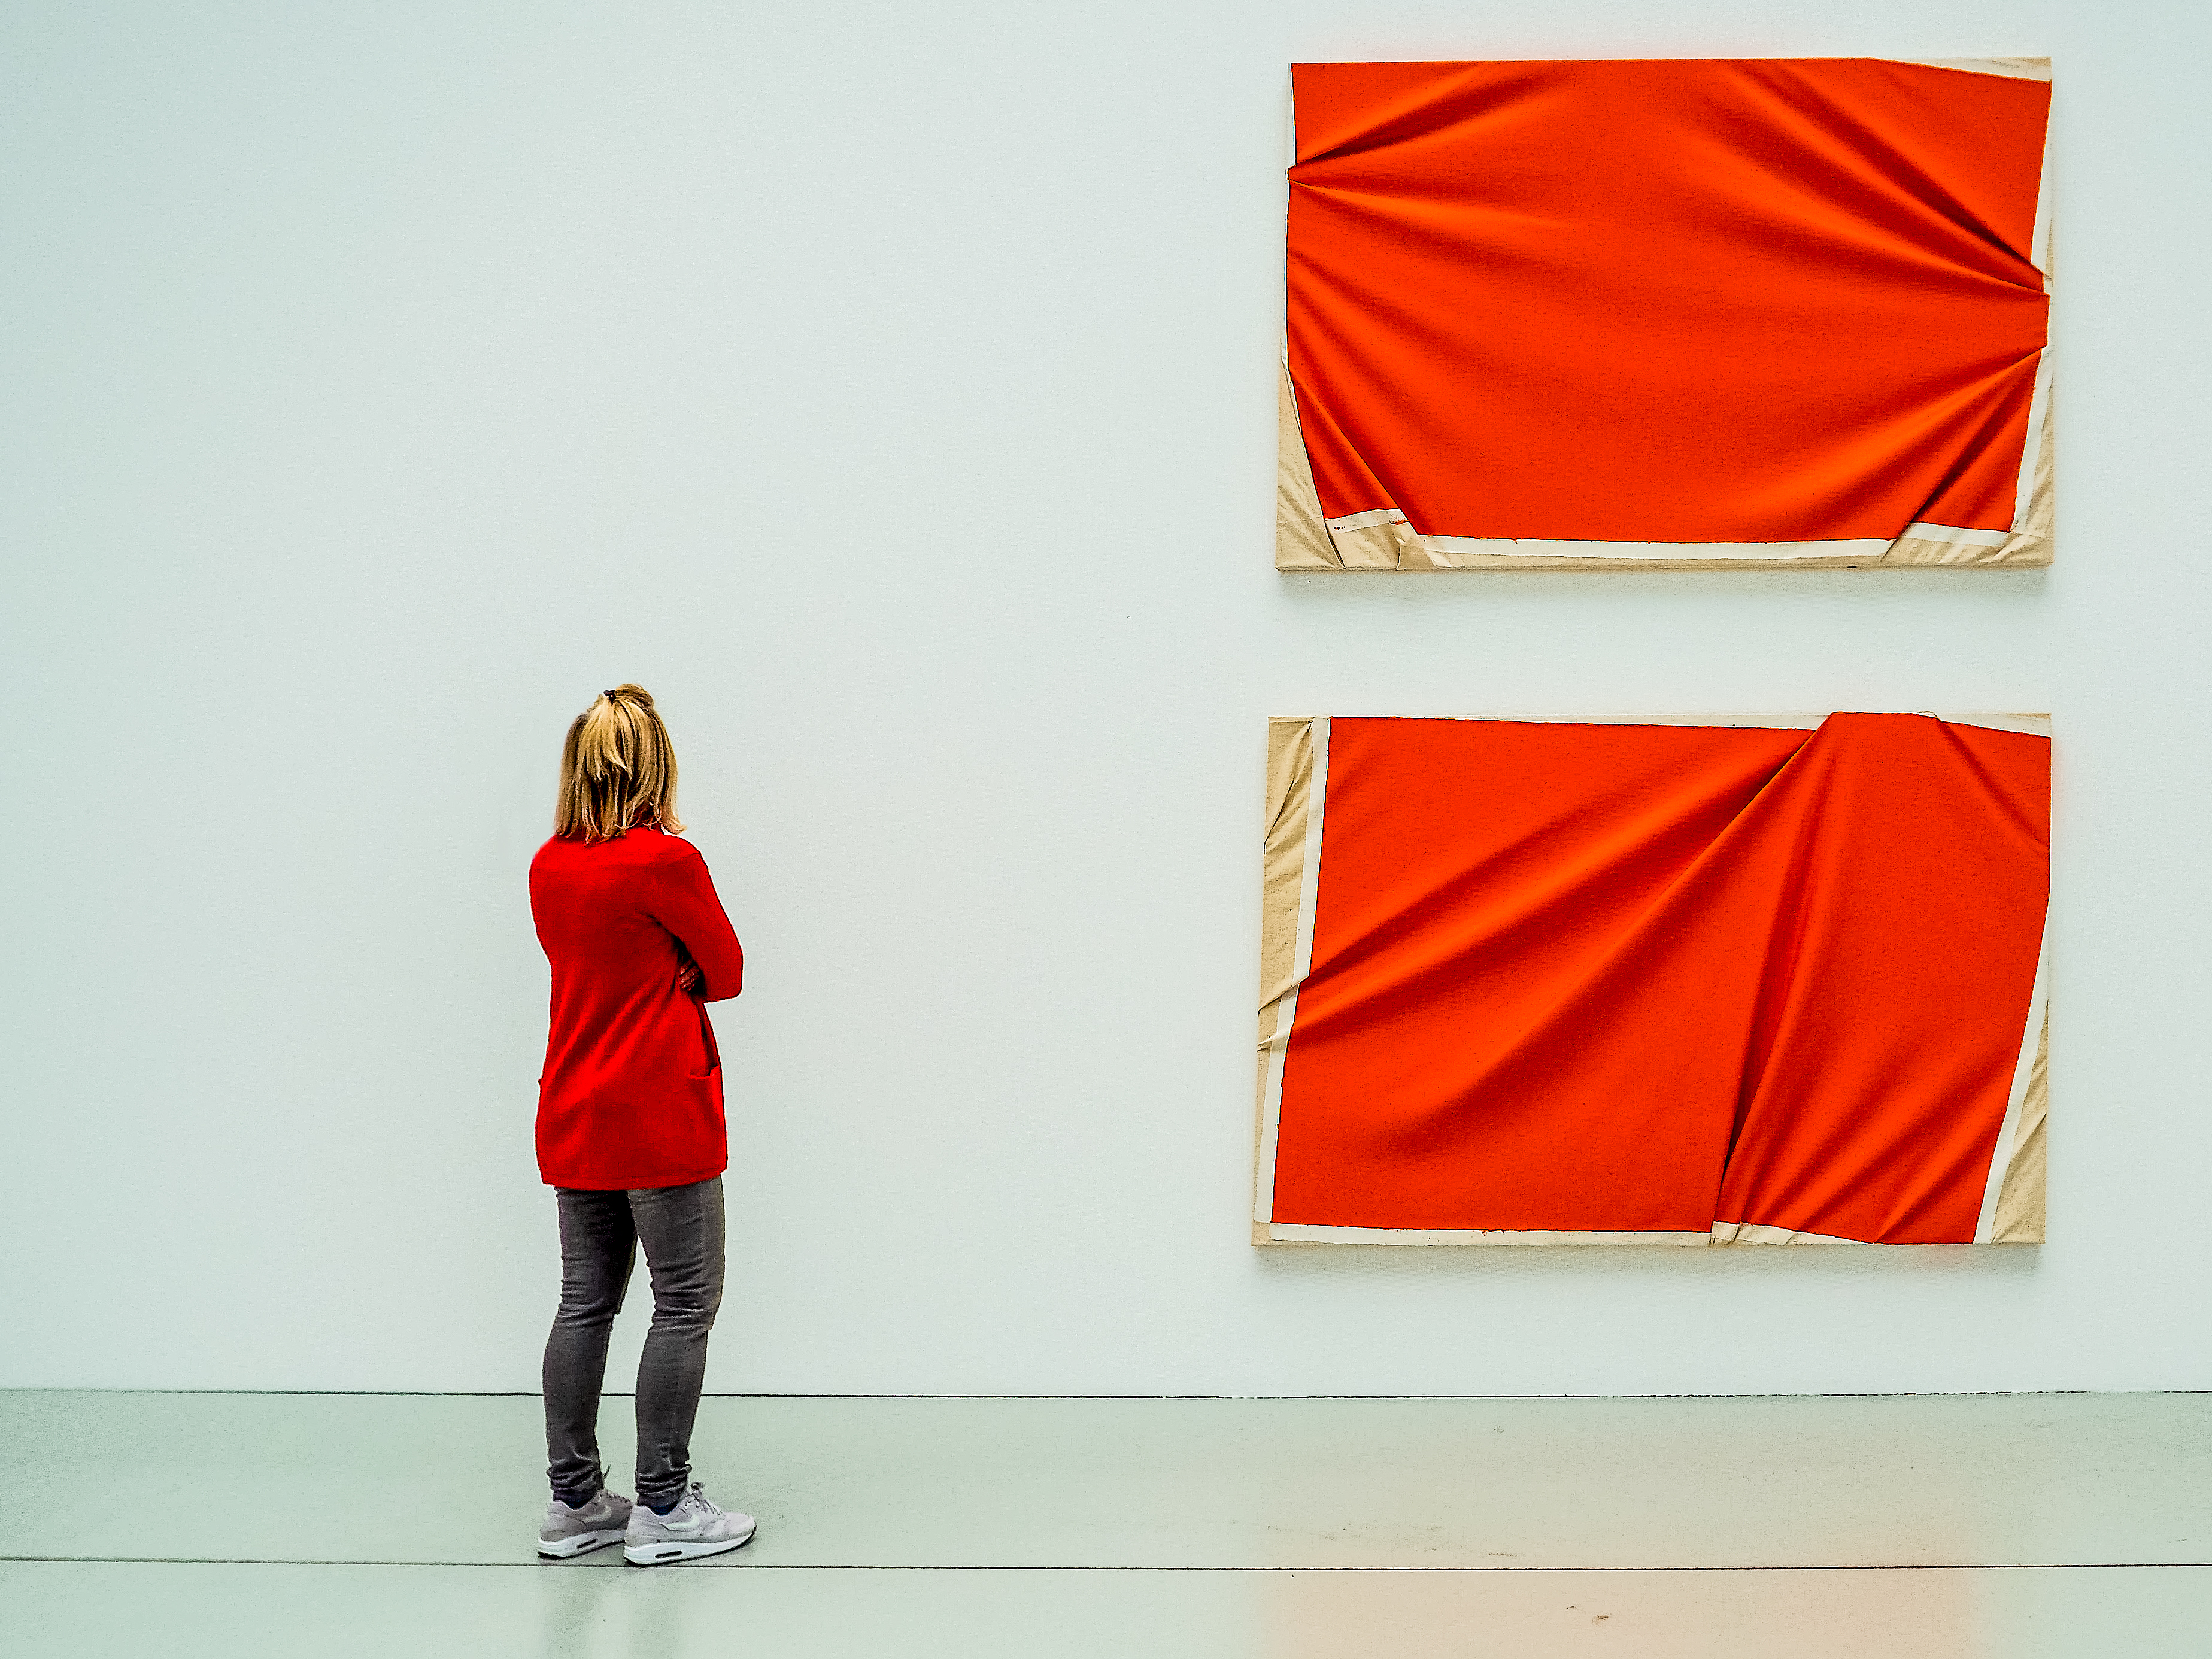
1254, 714, 2050, 1245
1278, 59, 2054, 571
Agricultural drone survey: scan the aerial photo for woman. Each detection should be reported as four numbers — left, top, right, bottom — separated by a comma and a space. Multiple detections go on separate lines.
529, 685, 755, 1565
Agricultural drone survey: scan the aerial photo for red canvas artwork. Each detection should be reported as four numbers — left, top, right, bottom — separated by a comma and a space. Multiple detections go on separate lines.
1278, 59, 2053, 569
1255, 714, 2050, 1245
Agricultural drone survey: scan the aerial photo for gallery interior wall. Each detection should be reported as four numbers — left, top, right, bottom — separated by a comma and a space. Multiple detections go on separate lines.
6, 0, 2203, 1396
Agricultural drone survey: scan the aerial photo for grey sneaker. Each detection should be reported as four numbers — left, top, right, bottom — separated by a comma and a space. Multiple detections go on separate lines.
538, 1489, 633, 1558
623, 1482, 757, 1565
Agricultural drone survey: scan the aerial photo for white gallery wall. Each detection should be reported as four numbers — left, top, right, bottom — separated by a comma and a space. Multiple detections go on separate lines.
5, 0, 2203, 1396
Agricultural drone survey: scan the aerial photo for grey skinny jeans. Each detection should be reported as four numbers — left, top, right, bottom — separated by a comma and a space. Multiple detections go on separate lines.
542, 1176, 725, 1509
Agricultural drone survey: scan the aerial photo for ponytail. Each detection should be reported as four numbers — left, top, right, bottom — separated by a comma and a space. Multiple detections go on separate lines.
553, 684, 684, 842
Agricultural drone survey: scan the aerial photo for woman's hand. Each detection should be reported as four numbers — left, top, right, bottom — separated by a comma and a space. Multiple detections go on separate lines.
676, 960, 702, 994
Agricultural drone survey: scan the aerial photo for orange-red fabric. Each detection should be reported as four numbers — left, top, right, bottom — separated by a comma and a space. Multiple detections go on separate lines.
1287, 60, 2050, 542
1270, 715, 2048, 1242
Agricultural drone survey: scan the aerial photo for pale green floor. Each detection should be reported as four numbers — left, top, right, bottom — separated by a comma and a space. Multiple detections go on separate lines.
4, 1393, 2209, 1656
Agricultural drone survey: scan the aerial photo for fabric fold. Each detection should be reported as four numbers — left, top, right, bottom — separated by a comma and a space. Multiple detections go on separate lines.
1256, 714, 2050, 1246
1279, 59, 2053, 571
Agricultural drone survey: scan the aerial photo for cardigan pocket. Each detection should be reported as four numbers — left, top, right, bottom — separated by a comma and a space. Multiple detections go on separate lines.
683, 1064, 725, 1130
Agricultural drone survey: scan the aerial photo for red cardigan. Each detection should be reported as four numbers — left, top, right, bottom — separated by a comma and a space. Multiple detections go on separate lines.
530, 824, 745, 1190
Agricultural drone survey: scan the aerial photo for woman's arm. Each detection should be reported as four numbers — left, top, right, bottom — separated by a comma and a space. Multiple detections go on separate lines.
648, 847, 745, 1001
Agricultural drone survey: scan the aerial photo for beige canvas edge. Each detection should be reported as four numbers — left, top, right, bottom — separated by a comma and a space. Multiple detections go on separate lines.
1898, 57, 2050, 83
1253, 716, 1321, 1243
1991, 1011, 2049, 1244
1266, 1226, 1712, 1248
1251, 714, 2050, 1247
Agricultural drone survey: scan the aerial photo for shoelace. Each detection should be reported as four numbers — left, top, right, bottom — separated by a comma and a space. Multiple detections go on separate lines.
683, 1482, 723, 1518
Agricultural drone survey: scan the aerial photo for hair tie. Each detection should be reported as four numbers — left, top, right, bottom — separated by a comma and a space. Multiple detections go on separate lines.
602, 689, 620, 701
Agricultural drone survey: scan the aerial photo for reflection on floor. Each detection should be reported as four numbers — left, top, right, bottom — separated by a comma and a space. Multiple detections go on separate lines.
4, 1393, 2208, 1655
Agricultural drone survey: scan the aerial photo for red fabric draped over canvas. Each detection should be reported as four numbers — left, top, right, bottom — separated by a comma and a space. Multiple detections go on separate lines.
1269, 715, 2049, 1243
1286, 60, 2051, 542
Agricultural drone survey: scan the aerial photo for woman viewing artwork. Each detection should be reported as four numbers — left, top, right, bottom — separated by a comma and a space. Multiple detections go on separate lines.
529, 685, 755, 1564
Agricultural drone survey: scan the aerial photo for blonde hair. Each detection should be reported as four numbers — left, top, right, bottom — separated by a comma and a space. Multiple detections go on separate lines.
554, 684, 685, 842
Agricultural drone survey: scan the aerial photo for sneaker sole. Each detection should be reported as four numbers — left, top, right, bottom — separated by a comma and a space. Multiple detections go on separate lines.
538, 1528, 627, 1559
623, 1523, 758, 1566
